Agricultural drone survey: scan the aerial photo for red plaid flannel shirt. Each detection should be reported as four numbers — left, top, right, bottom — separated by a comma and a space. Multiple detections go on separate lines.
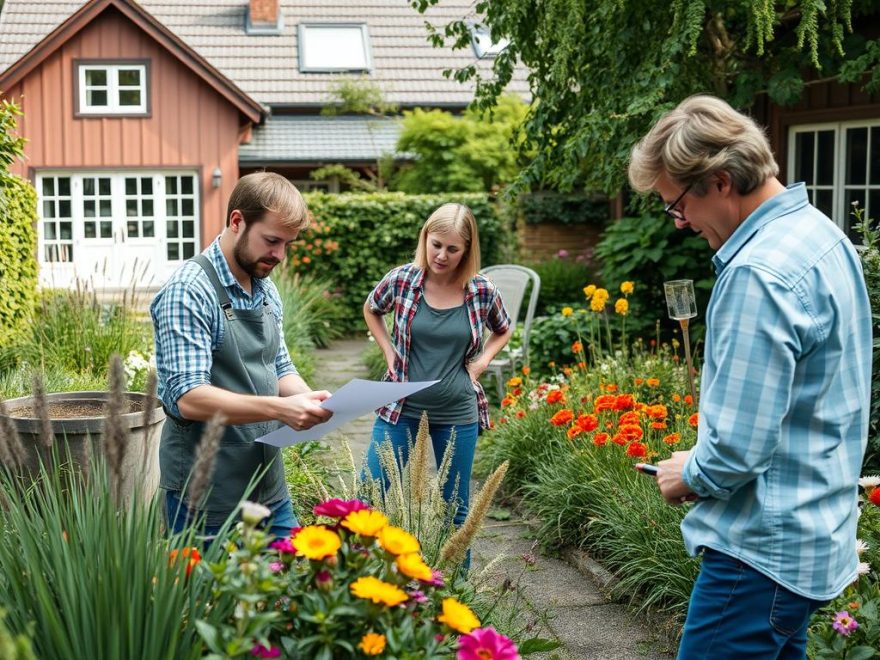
367, 263, 511, 429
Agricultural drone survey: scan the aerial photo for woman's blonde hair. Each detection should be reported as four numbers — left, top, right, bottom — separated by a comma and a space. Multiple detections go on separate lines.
414, 203, 481, 288
629, 94, 779, 196
226, 172, 310, 232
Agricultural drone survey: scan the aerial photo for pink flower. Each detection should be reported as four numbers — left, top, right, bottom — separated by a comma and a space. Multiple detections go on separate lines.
269, 538, 295, 554
408, 589, 429, 604
426, 568, 445, 588
269, 561, 284, 573
250, 644, 281, 658
457, 627, 520, 660
832, 610, 859, 636
313, 498, 370, 518
556, 249, 570, 259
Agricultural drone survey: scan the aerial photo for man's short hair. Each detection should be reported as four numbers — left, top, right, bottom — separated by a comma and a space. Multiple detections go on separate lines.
225, 172, 310, 232
629, 95, 779, 196
414, 203, 481, 288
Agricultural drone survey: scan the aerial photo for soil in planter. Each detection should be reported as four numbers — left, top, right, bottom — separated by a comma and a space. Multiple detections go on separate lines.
8, 400, 146, 419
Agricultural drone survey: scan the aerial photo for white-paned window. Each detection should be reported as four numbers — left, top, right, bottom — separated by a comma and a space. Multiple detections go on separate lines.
164, 174, 198, 261
40, 176, 73, 262
788, 121, 880, 241
298, 24, 371, 72
471, 25, 509, 59
77, 63, 148, 114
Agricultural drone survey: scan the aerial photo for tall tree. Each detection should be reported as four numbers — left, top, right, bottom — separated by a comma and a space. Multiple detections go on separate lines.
411, 0, 880, 194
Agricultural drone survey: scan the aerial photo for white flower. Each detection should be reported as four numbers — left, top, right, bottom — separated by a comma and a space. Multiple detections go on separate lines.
859, 475, 880, 489
857, 539, 869, 556
858, 561, 871, 576
239, 501, 271, 526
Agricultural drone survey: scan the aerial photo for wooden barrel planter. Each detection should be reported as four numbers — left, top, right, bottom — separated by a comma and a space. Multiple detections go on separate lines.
1, 391, 165, 502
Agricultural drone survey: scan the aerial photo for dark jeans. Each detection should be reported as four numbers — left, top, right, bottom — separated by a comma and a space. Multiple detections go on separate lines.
677, 548, 828, 659
164, 489, 299, 543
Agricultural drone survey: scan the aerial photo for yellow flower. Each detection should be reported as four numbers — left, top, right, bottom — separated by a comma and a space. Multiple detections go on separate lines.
396, 552, 433, 581
615, 298, 629, 315
342, 509, 388, 537
620, 281, 634, 295
590, 297, 606, 312
593, 288, 609, 301
507, 376, 522, 387
292, 526, 341, 560
583, 284, 596, 299
351, 576, 409, 607
378, 525, 420, 555
561, 306, 573, 317
359, 632, 386, 656
437, 597, 480, 634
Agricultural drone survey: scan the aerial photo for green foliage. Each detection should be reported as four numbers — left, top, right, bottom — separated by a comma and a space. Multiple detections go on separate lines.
291, 192, 508, 331
274, 271, 346, 351
0, 175, 38, 345
411, 0, 876, 193
518, 192, 609, 226
528, 256, 594, 316
595, 213, 715, 340
393, 95, 528, 194
0, 609, 34, 660
321, 76, 399, 117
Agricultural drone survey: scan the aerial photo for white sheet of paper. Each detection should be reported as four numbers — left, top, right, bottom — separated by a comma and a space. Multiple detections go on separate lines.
256, 378, 440, 447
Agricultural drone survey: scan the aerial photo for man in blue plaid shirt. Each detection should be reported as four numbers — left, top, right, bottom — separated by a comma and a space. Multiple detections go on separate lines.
629, 96, 872, 658
151, 172, 332, 538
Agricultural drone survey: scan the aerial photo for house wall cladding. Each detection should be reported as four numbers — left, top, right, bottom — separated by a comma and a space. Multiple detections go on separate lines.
516, 221, 604, 262
4, 6, 242, 243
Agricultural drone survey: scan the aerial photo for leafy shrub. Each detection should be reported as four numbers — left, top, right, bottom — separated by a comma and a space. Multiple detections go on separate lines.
291, 192, 509, 332
528, 254, 594, 316
854, 207, 880, 472
0, 175, 37, 346
595, 212, 715, 341
518, 192, 609, 226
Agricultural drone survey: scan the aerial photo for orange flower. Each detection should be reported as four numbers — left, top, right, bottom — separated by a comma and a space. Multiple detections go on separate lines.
646, 378, 660, 387
501, 395, 516, 408
605, 383, 619, 393
571, 341, 583, 354
646, 404, 668, 419
515, 410, 526, 419
546, 390, 566, 405
550, 409, 575, 426
576, 413, 599, 432
618, 411, 640, 425
684, 395, 694, 406
688, 413, 699, 427
594, 394, 616, 412
566, 425, 583, 440
634, 378, 644, 386
577, 361, 587, 369
626, 441, 647, 458
651, 421, 667, 430
611, 433, 627, 446
593, 432, 609, 446
169, 547, 202, 577
618, 424, 643, 442
614, 394, 635, 411
522, 366, 531, 376
672, 394, 681, 402
563, 367, 573, 377
663, 433, 681, 445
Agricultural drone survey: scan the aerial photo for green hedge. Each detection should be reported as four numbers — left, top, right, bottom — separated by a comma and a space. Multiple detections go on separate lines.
518, 192, 609, 226
286, 192, 508, 332
0, 175, 37, 346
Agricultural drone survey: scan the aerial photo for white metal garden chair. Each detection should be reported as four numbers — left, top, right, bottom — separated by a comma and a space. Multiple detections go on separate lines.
480, 264, 541, 400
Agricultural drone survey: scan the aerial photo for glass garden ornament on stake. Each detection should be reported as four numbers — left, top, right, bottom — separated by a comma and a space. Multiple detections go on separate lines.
664, 279, 698, 405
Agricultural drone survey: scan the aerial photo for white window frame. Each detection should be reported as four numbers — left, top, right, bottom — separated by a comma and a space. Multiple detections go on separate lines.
787, 119, 880, 235
77, 63, 148, 115
298, 23, 372, 73
470, 24, 509, 59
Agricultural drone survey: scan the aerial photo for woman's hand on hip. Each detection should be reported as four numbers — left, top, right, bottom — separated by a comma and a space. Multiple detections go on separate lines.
466, 359, 487, 384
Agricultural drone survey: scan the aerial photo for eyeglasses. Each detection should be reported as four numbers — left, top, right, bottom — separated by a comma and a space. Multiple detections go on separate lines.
663, 183, 693, 221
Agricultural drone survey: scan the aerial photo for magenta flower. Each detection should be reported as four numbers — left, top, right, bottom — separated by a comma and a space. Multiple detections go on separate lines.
313, 498, 370, 518
832, 610, 860, 636
408, 589, 429, 604
425, 568, 445, 588
457, 627, 520, 660
269, 538, 295, 554
250, 643, 281, 658
269, 561, 284, 573
556, 249, 569, 259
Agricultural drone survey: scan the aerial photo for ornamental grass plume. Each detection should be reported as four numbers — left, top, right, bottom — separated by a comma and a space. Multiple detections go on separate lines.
141, 368, 158, 468
102, 354, 127, 503
30, 372, 53, 451
410, 411, 430, 504
0, 396, 27, 469
185, 411, 225, 509
440, 461, 509, 567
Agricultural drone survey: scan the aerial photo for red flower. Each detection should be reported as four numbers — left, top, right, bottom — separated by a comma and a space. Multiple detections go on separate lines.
618, 411, 640, 425
614, 394, 635, 411
168, 547, 202, 577
501, 395, 516, 408
576, 413, 599, 432
571, 340, 583, 354
651, 421, 667, 430
688, 413, 699, 427
617, 424, 643, 442
594, 394, 616, 412
663, 433, 681, 445
684, 395, 694, 406
611, 433, 627, 446
566, 425, 583, 440
550, 409, 575, 426
593, 432, 609, 446
313, 499, 370, 518
515, 410, 526, 419
546, 390, 566, 405
870, 488, 880, 507
626, 442, 647, 458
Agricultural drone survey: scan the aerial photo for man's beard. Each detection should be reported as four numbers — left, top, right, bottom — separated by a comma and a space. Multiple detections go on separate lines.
233, 229, 280, 279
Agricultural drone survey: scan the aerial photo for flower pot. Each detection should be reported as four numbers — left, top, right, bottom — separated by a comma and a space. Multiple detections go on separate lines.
2, 391, 165, 502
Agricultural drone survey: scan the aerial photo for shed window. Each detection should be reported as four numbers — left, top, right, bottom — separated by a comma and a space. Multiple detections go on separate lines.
471, 25, 508, 59
298, 24, 371, 72
77, 63, 148, 115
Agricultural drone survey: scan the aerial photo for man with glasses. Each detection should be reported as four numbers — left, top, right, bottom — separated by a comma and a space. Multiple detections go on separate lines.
629, 95, 871, 658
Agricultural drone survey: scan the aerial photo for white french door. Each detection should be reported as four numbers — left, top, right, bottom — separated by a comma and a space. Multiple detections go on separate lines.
36, 171, 200, 289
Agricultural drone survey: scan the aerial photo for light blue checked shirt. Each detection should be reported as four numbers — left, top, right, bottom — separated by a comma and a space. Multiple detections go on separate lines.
150, 237, 297, 418
681, 183, 872, 600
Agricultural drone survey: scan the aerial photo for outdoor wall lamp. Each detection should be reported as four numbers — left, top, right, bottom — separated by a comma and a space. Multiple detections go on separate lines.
212, 167, 222, 188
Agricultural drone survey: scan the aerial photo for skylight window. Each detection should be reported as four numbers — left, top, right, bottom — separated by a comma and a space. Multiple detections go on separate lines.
471, 25, 509, 59
298, 24, 371, 72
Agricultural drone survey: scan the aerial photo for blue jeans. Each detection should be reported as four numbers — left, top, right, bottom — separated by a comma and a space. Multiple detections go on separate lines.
164, 490, 299, 543
364, 417, 479, 529
677, 548, 828, 659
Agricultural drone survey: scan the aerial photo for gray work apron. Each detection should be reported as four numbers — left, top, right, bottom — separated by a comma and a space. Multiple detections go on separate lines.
159, 254, 287, 525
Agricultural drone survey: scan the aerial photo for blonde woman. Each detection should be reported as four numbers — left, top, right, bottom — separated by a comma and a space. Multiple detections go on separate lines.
363, 203, 512, 552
